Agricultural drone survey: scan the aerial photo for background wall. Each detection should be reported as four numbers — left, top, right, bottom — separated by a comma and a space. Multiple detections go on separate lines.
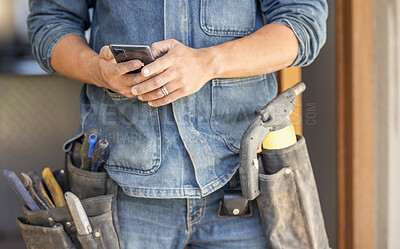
302, 0, 337, 248
374, 0, 400, 248
0, 76, 82, 248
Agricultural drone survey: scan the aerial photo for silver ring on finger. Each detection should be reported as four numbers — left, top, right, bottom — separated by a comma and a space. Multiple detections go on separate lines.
161, 86, 169, 96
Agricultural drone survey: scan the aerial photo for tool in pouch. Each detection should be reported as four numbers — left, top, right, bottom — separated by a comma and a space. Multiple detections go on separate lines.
80, 128, 99, 170
218, 82, 305, 217
3, 170, 41, 211
65, 192, 92, 235
91, 139, 110, 172
21, 172, 51, 210
26, 171, 56, 208
4, 129, 121, 249
42, 167, 67, 207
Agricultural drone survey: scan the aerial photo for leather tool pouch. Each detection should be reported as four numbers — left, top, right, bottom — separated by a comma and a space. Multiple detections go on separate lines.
18, 195, 118, 249
256, 135, 330, 249
16, 142, 122, 249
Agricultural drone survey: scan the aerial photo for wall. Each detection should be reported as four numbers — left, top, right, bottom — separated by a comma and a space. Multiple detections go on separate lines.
374, 0, 400, 248
302, 0, 337, 248
0, 75, 82, 248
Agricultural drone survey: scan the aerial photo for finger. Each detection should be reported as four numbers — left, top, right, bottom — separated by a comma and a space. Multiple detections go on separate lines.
105, 77, 134, 98
148, 89, 185, 107
116, 60, 144, 75
132, 69, 176, 95
138, 81, 179, 102
105, 72, 148, 98
99, 46, 114, 60
125, 73, 148, 87
119, 73, 143, 86
105, 83, 134, 98
141, 54, 174, 78
120, 90, 134, 98
151, 39, 178, 58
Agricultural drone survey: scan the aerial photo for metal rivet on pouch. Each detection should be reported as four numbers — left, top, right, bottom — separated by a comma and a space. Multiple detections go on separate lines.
233, 209, 240, 215
95, 232, 101, 238
48, 217, 53, 222
285, 168, 292, 175
65, 222, 72, 227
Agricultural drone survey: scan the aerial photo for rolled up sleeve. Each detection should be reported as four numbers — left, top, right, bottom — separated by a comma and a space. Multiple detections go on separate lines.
261, 0, 328, 67
27, 0, 94, 73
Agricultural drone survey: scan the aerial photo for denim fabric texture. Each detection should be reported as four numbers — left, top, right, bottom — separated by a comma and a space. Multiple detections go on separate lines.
28, 0, 328, 198
117, 183, 267, 249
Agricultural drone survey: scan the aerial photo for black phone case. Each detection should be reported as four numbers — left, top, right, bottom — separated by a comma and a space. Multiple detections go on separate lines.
109, 44, 154, 74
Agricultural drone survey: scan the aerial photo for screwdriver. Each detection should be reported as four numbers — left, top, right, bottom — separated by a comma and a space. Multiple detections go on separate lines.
91, 139, 110, 172
42, 168, 66, 207
3, 169, 40, 211
80, 128, 99, 170
21, 172, 49, 210
24, 171, 55, 208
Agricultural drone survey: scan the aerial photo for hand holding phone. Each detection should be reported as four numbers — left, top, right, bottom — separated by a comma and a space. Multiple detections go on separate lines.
109, 44, 155, 74
94, 45, 148, 98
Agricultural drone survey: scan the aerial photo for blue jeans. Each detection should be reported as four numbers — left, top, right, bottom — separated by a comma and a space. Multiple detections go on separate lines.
117, 183, 267, 249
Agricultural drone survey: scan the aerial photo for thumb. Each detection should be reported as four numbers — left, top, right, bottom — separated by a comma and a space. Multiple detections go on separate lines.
150, 39, 179, 59
99, 46, 114, 60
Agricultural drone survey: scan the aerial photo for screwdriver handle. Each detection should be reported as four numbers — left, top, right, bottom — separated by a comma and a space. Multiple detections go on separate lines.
21, 173, 49, 210
3, 169, 40, 211
88, 133, 98, 158
42, 168, 66, 207
91, 139, 110, 172
80, 128, 99, 170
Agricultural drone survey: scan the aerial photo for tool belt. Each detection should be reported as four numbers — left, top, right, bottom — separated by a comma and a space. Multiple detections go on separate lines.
16, 152, 122, 249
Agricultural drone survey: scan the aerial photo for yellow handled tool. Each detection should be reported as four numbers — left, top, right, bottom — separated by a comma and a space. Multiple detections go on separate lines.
262, 124, 297, 150
39, 179, 56, 208
42, 168, 66, 207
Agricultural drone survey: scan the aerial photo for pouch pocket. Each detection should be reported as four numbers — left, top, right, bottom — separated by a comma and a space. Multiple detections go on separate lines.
67, 154, 108, 200
200, 0, 256, 37
256, 136, 330, 249
257, 167, 312, 249
17, 217, 76, 249
66, 151, 121, 247
23, 195, 120, 249
23, 195, 113, 229
210, 74, 275, 153
77, 211, 119, 249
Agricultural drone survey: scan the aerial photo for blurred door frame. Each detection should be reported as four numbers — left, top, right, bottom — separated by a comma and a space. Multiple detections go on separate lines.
277, 67, 303, 135
336, 0, 374, 248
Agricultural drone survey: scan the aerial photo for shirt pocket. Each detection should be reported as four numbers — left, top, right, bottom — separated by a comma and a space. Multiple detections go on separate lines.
210, 74, 276, 153
200, 0, 257, 37
92, 89, 161, 175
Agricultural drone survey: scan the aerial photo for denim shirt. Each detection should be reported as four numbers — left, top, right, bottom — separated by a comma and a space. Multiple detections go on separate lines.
28, 0, 327, 198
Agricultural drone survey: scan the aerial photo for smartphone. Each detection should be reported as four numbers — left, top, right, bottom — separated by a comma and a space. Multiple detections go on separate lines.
109, 44, 155, 74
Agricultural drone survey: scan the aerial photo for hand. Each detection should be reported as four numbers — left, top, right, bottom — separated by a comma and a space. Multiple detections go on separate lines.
131, 39, 214, 107
95, 46, 149, 98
